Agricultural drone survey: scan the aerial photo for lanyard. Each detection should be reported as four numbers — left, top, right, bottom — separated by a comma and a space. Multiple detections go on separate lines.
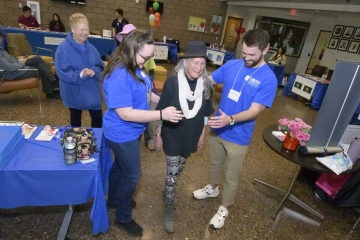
231, 61, 263, 92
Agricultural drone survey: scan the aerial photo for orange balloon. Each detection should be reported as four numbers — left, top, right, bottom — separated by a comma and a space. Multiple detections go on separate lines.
154, 12, 161, 18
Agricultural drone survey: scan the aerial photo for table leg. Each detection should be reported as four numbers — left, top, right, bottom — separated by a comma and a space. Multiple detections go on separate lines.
254, 166, 324, 220
57, 205, 73, 240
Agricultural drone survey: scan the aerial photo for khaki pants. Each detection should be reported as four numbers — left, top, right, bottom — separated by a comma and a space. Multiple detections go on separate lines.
209, 131, 249, 207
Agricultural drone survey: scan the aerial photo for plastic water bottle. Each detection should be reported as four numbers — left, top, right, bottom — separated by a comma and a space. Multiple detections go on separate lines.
64, 137, 76, 165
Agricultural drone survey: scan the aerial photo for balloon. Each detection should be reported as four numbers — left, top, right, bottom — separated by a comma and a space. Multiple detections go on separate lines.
153, 1, 159, 11
235, 27, 241, 34
154, 22, 160, 28
213, 26, 218, 32
149, 14, 155, 21
200, 22, 205, 28
148, 7, 154, 14
240, 27, 246, 34
235, 36, 240, 42
155, 17, 160, 24
154, 12, 160, 18
149, 21, 154, 27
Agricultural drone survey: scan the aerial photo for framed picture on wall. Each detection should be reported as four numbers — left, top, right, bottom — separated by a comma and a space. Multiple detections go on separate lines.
332, 25, 344, 37
347, 41, 360, 53
353, 27, 360, 40
210, 14, 223, 35
327, 38, 339, 49
188, 16, 206, 32
337, 39, 349, 51
342, 26, 355, 39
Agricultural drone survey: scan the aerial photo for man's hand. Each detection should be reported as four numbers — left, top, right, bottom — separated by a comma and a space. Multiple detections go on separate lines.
208, 109, 230, 129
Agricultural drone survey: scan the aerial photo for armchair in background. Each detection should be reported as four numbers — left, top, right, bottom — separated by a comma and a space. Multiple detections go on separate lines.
5, 33, 54, 66
0, 68, 42, 113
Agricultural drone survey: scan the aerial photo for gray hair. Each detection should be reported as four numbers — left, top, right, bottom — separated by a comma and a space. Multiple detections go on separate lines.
174, 59, 213, 100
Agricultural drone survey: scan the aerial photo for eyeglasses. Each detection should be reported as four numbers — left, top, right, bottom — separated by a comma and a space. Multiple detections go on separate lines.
137, 51, 154, 62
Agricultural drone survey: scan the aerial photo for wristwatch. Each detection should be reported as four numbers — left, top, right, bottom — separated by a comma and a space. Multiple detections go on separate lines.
229, 116, 235, 125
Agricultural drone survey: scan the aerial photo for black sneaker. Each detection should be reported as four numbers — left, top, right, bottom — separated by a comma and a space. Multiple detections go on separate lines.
115, 219, 143, 237
107, 200, 136, 209
46, 92, 61, 100
52, 80, 60, 90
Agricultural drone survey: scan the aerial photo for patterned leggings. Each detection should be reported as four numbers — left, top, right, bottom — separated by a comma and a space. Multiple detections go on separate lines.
165, 155, 187, 204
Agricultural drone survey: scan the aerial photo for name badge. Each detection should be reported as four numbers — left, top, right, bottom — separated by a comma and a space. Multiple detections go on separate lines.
141, 71, 146, 77
228, 89, 241, 102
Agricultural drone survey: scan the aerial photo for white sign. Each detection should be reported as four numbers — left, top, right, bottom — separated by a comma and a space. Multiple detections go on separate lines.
291, 75, 317, 100
206, 49, 225, 65
102, 29, 112, 38
154, 45, 168, 60
44, 37, 65, 45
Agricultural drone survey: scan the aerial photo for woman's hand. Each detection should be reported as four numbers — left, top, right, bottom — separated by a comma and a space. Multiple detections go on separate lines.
155, 135, 163, 152
197, 127, 205, 150
161, 107, 184, 123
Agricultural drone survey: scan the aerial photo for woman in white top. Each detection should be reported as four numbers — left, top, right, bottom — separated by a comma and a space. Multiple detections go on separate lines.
269, 46, 287, 65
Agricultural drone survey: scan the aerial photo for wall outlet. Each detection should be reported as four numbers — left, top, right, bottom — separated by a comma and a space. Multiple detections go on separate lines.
19, 3, 22, 8
136, 0, 139, 3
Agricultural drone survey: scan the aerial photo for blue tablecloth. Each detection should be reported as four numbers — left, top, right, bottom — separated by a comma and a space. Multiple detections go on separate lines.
0, 127, 113, 235
268, 63, 285, 86
207, 48, 236, 63
283, 72, 329, 109
2, 27, 116, 58
155, 43, 178, 63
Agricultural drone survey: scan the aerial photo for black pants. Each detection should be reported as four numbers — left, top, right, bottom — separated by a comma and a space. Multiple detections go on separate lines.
69, 108, 103, 128
13, 56, 55, 94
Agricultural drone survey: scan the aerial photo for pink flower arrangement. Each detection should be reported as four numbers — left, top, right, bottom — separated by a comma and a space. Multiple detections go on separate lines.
278, 118, 311, 146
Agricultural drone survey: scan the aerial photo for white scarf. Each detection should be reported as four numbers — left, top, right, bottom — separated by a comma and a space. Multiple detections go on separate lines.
178, 69, 204, 119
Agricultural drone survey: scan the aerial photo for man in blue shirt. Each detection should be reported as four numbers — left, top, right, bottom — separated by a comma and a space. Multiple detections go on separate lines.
193, 29, 277, 229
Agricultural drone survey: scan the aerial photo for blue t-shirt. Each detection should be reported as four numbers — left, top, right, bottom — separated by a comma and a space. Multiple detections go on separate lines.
212, 59, 277, 145
103, 67, 152, 143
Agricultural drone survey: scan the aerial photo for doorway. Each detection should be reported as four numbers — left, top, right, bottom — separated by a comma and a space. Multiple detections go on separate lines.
306, 30, 331, 73
223, 17, 243, 52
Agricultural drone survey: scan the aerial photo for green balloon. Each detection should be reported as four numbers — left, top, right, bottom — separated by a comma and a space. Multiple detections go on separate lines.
153, 2, 159, 11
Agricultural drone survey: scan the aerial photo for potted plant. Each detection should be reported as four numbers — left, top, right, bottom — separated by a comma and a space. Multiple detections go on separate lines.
278, 118, 311, 150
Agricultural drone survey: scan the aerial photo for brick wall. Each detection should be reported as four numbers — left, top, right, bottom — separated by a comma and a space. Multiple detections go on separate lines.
1, 0, 228, 49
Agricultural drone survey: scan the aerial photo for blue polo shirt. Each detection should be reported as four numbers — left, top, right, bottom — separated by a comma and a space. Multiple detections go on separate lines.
103, 67, 152, 143
212, 59, 277, 145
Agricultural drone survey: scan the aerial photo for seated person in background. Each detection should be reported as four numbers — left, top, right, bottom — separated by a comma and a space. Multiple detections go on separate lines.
48, 13, 65, 32
269, 46, 287, 65
116, 23, 156, 150
0, 29, 60, 99
18, 6, 40, 30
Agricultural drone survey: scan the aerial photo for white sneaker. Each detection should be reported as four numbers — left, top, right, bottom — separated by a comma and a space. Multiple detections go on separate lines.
209, 206, 228, 229
193, 184, 219, 200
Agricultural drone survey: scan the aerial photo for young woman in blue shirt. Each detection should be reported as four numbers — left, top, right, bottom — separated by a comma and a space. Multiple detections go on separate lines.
101, 29, 183, 237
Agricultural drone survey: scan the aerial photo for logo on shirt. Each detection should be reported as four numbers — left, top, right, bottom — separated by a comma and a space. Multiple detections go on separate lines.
246, 75, 261, 88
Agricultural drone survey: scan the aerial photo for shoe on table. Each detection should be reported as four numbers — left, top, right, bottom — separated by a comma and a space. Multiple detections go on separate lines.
164, 202, 175, 233
115, 218, 143, 237
107, 199, 137, 209
46, 92, 61, 100
193, 184, 219, 200
147, 139, 155, 150
209, 206, 228, 229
